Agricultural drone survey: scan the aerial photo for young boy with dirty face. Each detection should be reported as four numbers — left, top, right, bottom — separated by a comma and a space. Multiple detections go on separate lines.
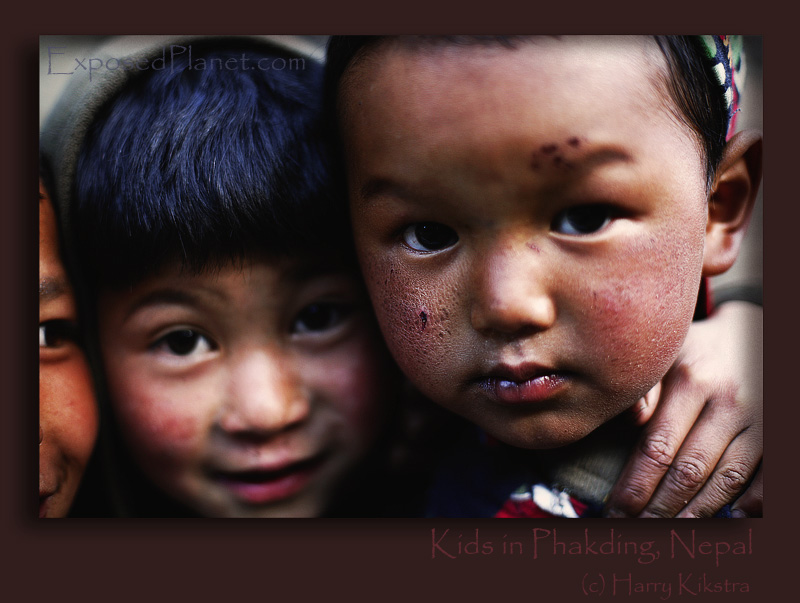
41, 38, 400, 517
327, 35, 763, 517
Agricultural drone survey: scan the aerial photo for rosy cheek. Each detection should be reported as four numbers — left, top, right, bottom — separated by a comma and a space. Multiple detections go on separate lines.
113, 389, 200, 466
587, 286, 630, 333
154, 412, 201, 448
582, 248, 699, 385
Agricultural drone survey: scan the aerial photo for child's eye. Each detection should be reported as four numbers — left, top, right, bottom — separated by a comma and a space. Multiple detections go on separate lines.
154, 329, 215, 356
402, 222, 459, 252
552, 205, 615, 235
39, 320, 80, 349
292, 302, 353, 335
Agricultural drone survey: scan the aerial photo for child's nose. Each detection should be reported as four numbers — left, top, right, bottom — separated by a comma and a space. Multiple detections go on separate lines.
217, 349, 310, 436
470, 238, 556, 336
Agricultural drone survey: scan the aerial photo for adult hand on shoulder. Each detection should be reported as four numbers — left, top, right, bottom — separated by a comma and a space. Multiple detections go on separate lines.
604, 301, 763, 518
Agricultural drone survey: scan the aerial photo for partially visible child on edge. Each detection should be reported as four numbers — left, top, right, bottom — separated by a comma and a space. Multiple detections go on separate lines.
39, 169, 98, 517
326, 35, 763, 517
41, 38, 403, 517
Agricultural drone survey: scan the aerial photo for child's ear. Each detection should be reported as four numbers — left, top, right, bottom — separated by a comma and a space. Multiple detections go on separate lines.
702, 130, 763, 277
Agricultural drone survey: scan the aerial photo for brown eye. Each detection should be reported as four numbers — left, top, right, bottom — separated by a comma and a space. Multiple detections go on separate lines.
39, 320, 80, 349
552, 205, 614, 235
402, 222, 459, 252
155, 329, 215, 356
292, 303, 352, 334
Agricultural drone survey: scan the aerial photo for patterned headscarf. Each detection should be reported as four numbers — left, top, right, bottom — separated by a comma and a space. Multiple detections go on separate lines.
698, 35, 745, 138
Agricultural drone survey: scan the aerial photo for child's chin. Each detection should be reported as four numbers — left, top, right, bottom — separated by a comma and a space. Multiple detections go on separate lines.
172, 481, 331, 518
195, 495, 328, 519
483, 419, 601, 451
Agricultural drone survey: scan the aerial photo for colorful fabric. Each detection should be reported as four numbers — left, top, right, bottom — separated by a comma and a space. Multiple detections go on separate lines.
698, 35, 744, 137
495, 484, 594, 518
494, 482, 732, 518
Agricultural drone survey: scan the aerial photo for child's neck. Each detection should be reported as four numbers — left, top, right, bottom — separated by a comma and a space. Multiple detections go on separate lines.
532, 414, 641, 506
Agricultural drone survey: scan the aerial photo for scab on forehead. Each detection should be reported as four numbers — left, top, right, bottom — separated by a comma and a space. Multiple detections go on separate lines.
530, 136, 584, 172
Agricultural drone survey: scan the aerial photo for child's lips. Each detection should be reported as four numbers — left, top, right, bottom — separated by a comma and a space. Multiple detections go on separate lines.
208, 452, 329, 505
476, 362, 570, 405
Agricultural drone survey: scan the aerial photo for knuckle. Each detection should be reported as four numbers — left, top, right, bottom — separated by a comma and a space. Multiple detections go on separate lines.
717, 463, 751, 495
709, 391, 742, 414
666, 457, 709, 492
639, 433, 677, 469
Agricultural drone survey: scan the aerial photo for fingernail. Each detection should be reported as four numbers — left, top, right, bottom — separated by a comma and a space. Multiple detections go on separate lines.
731, 508, 747, 519
604, 508, 627, 518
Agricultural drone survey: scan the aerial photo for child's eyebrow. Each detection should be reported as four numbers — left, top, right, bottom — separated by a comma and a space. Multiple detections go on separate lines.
550, 146, 634, 170
357, 179, 437, 205
39, 276, 68, 302
358, 146, 635, 204
123, 287, 226, 321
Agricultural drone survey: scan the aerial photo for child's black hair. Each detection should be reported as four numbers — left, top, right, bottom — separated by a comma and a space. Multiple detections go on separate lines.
74, 40, 347, 290
324, 35, 731, 189
652, 36, 730, 188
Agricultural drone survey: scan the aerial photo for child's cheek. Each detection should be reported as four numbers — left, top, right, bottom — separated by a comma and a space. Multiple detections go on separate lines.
579, 231, 704, 390
316, 329, 393, 448
364, 259, 461, 392
111, 380, 202, 471
41, 356, 99, 463
376, 266, 432, 369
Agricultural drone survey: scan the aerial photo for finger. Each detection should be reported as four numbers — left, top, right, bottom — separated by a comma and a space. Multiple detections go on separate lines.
639, 398, 756, 518
604, 371, 706, 517
730, 465, 763, 518
670, 431, 761, 518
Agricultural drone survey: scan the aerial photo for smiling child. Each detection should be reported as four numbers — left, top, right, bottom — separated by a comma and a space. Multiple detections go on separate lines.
39, 174, 98, 517
41, 37, 398, 517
